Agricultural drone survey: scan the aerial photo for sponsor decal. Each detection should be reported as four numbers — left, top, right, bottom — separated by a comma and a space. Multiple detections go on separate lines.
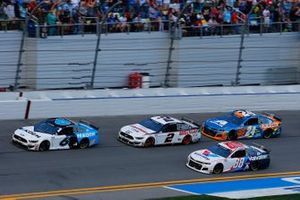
224, 141, 244, 149
76, 132, 95, 138
22, 128, 41, 138
210, 120, 228, 127
131, 125, 148, 134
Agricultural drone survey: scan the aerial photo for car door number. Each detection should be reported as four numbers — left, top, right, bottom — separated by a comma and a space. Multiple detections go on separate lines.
164, 133, 175, 143
233, 158, 245, 168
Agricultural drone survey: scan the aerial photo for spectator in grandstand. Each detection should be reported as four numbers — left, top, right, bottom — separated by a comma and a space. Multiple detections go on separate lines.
262, 6, 271, 31
0, 2, 8, 20
3, 1, 15, 19
289, 3, 300, 31
46, 9, 58, 35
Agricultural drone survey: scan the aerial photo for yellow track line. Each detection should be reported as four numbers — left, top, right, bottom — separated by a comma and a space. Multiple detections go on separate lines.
1, 171, 300, 200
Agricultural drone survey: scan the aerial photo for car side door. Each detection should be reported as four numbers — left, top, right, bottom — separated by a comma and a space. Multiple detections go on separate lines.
242, 117, 261, 138
51, 127, 74, 149
225, 149, 247, 172
155, 124, 178, 145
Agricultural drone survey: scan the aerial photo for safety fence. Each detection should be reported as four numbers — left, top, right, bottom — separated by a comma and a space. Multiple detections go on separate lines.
0, 19, 299, 90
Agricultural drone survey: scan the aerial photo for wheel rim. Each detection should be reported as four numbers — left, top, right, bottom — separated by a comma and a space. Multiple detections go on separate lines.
264, 130, 272, 139
250, 162, 258, 171
145, 138, 154, 147
227, 132, 236, 140
39, 142, 49, 151
182, 136, 191, 145
213, 165, 222, 174
80, 140, 89, 149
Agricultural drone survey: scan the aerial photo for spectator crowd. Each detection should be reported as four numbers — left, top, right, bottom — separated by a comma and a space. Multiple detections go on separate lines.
0, 0, 299, 36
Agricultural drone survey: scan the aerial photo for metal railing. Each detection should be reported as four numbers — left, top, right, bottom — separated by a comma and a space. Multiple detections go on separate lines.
0, 19, 299, 91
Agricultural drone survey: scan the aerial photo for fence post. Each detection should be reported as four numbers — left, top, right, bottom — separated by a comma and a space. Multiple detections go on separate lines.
164, 3, 191, 87
90, 1, 122, 89
14, 18, 27, 90
260, 16, 263, 36
235, 22, 245, 86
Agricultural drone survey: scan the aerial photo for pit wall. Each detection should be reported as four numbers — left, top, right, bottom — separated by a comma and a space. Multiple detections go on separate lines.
1, 85, 300, 120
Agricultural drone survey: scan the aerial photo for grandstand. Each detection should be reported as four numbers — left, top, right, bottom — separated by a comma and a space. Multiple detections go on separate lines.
0, 0, 299, 90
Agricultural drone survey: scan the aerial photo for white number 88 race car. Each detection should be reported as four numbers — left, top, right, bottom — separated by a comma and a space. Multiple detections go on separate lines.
186, 141, 270, 174
118, 116, 201, 147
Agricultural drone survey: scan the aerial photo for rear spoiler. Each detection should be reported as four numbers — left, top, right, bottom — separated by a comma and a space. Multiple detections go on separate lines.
181, 116, 201, 128
79, 120, 99, 130
262, 112, 282, 122
251, 142, 270, 153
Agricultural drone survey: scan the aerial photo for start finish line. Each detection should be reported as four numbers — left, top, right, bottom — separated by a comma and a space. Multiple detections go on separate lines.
166, 176, 300, 199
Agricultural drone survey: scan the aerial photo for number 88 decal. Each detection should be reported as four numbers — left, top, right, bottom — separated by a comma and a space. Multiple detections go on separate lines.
234, 158, 245, 168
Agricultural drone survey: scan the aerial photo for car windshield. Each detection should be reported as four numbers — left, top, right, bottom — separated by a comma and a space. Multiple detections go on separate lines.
34, 121, 59, 135
139, 118, 163, 132
224, 113, 244, 125
208, 144, 232, 158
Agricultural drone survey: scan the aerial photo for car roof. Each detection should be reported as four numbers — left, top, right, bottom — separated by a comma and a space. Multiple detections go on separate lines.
219, 141, 247, 151
231, 110, 257, 119
46, 118, 74, 127
151, 116, 182, 125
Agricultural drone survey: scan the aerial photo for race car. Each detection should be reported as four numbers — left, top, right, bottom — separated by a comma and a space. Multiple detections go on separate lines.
202, 109, 281, 141
12, 118, 99, 151
186, 141, 270, 174
118, 116, 201, 147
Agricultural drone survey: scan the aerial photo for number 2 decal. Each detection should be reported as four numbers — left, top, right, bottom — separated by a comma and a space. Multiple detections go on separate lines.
164, 133, 175, 143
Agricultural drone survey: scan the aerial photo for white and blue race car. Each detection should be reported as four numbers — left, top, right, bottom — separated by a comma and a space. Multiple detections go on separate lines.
187, 141, 270, 174
12, 118, 99, 151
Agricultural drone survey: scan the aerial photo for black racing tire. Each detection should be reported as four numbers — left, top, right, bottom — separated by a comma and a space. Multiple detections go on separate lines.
182, 135, 192, 145
79, 138, 89, 149
68, 137, 78, 149
227, 130, 237, 140
213, 163, 223, 174
263, 129, 273, 139
249, 161, 259, 171
39, 141, 50, 151
144, 137, 155, 147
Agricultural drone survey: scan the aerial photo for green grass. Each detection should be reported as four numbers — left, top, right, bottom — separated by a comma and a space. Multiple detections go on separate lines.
150, 193, 300, 200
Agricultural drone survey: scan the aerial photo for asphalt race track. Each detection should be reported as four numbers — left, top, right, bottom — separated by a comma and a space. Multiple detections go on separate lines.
0, 111, 300, 198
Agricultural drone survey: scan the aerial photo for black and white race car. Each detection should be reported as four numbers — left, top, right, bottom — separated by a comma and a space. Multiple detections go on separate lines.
118, 116, 201, 147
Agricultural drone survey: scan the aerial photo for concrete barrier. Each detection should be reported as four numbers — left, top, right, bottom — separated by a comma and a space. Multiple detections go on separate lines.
1, 85, 300, 120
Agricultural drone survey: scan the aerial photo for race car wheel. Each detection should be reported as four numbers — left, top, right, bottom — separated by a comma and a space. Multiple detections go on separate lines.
250, 161, 259, 171
39, 141, 50, 151
263, 129, 273, 139
79, 138, 89, 149
182, 135, 192, 145
213, 164, 223, 174
144, 137, 155, 147
227, 131, 237, 140
69, 137, 77, 149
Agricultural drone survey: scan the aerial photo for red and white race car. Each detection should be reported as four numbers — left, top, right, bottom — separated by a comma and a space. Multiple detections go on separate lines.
118, 116, 201, 147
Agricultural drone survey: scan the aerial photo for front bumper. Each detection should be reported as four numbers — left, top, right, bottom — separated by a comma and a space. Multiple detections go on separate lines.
186, 157, 212, 174
118, 135, 144, 147
12, 134, 39, 151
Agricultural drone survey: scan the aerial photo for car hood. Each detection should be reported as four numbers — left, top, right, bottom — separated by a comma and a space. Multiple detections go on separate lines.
190, 149, 223, 162
120, 124, 155, 137
205, 117, 238, 130
14, 126, 46, 141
